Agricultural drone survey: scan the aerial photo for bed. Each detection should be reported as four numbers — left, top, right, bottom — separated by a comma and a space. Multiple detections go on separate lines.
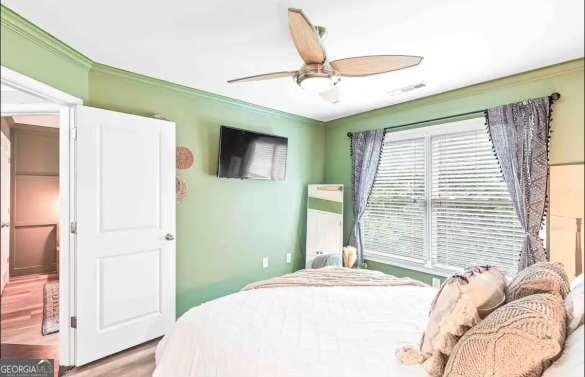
154, 267, 584, 377
154, 268, 436, 377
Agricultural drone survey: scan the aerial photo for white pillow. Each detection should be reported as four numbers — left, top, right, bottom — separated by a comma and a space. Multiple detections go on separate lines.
542, 325, 584, 377
397, 266, 507, 377
571, 273, 584, 290
566, 274, 584, 334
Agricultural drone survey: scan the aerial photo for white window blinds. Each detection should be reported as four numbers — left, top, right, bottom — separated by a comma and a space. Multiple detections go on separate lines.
363, 138, 426, 262
362, 118, 524, 275
430, 130, 523, 274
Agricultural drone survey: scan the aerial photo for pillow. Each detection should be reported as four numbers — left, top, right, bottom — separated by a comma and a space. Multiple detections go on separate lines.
565, 274, 584, 334
542, 325, 584, 377
397, 266, 507, 377
571, 273, 584, 290
506, 262, 570, 303
571, 274, 585, 289
443, 293, 567, 377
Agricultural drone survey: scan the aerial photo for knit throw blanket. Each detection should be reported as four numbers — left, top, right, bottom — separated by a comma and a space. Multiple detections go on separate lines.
242, 267, 428, 291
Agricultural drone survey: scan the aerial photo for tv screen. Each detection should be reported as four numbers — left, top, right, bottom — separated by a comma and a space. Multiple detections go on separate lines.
217, 126, 288, 180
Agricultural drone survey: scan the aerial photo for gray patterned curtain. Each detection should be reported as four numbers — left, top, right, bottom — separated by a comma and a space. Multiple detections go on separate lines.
350, 129, 384, 265
486, 97, 552, 271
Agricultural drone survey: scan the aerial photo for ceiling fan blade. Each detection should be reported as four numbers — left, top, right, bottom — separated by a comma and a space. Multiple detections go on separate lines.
319, 86, 340, 104
288, 8, 326, 64
330, 55, 423, 77
227, 71, 297, 83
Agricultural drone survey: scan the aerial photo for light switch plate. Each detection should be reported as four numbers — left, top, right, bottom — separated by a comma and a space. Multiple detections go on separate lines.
262, 257, 269, 269
286, 253, 292, 264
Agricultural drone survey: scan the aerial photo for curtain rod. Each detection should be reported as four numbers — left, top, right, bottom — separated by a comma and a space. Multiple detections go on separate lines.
346, 92, 561, 138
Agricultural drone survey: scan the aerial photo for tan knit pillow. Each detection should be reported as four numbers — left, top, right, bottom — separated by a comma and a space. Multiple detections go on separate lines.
397, 266, 507, 376
506, 262, 570, 303
444, 293, 567, 377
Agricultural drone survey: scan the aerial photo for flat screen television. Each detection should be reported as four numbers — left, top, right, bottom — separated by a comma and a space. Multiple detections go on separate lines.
217, 126, 288, 180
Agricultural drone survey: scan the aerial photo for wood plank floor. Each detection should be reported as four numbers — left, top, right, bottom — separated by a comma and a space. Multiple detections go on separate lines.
1, 274, 157, 376
1, 273, 58, 346
65, 340, 157, 377
0, 341, 157, 377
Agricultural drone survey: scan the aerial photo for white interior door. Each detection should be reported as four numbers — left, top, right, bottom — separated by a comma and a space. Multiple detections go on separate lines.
75, 106, 175, 365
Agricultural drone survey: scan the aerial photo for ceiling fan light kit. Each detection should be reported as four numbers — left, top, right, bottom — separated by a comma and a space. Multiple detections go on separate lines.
228, 8, 423, 104
299, 75, 338, 93
296, 64, 339, 93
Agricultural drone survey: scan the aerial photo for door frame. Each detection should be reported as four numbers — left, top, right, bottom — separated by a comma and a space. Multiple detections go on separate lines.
1, 65, 82, 366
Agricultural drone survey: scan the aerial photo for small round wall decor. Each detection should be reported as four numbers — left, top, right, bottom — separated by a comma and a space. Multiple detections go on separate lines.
176, 176, 188, 204
176, 146, 194, 169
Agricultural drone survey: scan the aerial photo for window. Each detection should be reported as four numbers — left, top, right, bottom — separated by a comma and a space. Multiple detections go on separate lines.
362, 118, 524, 275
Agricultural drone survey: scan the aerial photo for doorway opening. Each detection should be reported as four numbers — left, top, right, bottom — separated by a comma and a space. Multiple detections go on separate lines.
1, 110, 61, 375
1, 67, 79, 372
1, 114, 60, 332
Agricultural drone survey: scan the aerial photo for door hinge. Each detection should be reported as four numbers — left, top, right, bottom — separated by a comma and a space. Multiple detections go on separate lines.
70, 316, 77, 329
70, 222, 77, 234
71, 127, 77, 140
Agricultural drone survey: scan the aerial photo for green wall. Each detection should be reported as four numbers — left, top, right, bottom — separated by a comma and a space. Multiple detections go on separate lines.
324, 59, 585, 281
1, 5, 325, 316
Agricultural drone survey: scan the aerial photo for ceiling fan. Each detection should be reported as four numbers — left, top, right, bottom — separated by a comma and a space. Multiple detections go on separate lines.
227, 8, 423, 104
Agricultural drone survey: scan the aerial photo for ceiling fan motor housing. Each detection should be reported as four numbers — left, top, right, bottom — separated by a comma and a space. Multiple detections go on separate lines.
295, 64, 340, 92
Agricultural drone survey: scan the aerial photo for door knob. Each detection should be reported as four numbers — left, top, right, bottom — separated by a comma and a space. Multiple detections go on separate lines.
0, 222, 9, 228
165, 233, 175, 241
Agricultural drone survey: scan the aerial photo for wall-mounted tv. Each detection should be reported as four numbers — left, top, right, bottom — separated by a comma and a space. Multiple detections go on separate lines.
217, 126, 288, 180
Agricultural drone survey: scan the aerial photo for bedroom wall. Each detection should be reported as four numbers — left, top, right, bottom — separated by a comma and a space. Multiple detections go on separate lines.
1, 6, 326, 316
324, 59, 585, 283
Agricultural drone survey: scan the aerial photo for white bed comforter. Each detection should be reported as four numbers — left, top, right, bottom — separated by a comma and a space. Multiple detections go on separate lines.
154, 284, 437, 377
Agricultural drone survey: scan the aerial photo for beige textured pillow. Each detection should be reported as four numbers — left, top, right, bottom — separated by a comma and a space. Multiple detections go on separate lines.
397, 266, 507, 377
444, 293, 567, 377
506, 262, 570, 303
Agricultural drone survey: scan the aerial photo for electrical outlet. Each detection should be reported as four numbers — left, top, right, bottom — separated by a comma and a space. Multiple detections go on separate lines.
262, 257, 269, 269
286, 253, 292, 264
432, 277, 442, 288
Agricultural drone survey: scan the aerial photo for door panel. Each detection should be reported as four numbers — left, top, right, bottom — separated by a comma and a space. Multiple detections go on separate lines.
75, 106, 175, 365
98, 249, 161, 329
98, 124, 161, 231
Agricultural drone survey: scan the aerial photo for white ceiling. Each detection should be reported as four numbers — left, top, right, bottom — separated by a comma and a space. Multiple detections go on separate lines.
4, 0, 584, 121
